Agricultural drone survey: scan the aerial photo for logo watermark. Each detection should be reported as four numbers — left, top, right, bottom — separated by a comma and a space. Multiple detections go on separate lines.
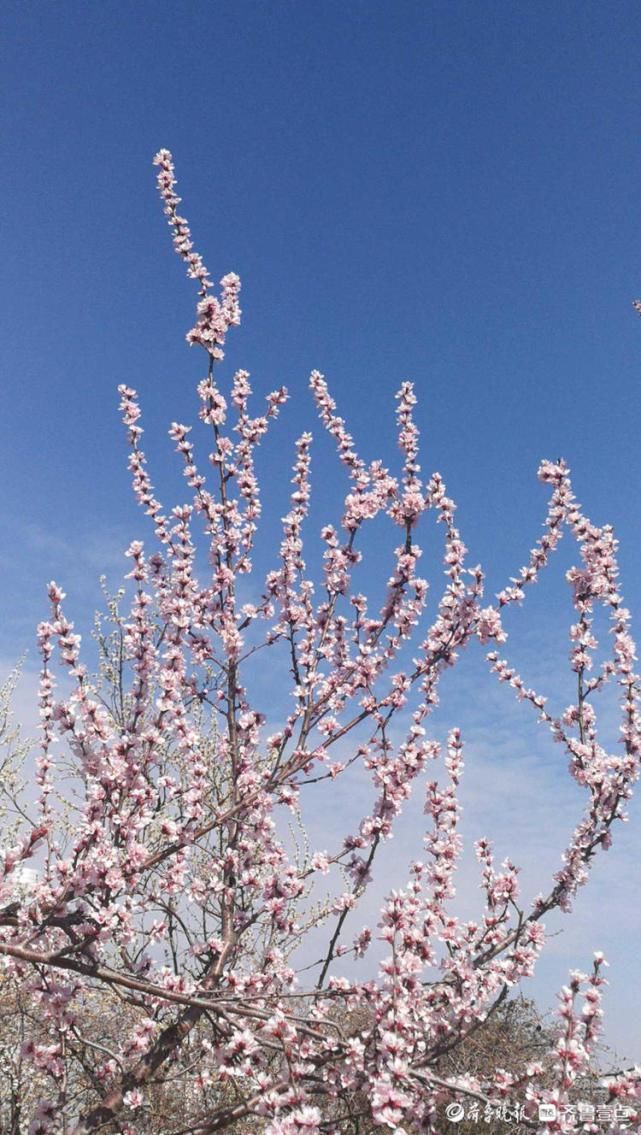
441, 1099, 636, 1127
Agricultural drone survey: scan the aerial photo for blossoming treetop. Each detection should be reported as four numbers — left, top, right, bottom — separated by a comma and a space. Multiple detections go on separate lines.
0, 150, 639, 1134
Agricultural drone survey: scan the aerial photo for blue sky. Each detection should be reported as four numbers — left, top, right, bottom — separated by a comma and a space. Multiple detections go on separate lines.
2, 1, 641, 1062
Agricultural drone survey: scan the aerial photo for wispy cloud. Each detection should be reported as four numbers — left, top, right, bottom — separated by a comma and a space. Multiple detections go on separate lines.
296, 634, 641, 1065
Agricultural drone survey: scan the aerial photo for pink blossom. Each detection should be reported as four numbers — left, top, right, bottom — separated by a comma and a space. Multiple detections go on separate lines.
2, 147, 639, 1135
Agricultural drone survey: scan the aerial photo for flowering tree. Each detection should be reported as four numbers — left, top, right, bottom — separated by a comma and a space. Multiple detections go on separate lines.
1, 150, 640, 1135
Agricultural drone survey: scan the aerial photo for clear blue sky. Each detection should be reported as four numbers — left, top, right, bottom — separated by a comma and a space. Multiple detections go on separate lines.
2, 1, 640, 636
2, 0, 641, 1059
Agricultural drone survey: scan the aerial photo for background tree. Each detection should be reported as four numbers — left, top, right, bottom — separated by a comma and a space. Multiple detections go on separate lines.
0, 151, 640, 1135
